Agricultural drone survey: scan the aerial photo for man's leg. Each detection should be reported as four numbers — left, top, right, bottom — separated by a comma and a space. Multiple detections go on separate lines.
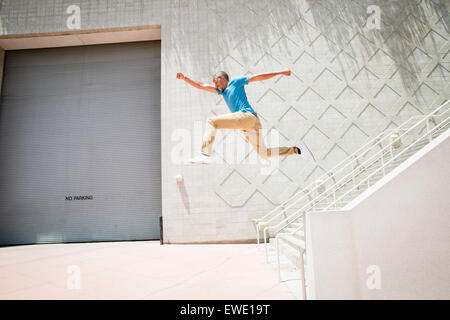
201, 111, 258, 156
241, 117, 297, 159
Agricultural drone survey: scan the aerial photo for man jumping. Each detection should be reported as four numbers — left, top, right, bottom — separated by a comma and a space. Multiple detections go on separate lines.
176, 70, 316, 165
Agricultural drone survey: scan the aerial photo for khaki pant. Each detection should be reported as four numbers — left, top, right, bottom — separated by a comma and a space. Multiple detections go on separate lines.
201, 111, 297, 159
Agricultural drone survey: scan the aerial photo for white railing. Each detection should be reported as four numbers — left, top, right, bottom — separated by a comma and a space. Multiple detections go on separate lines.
260, 100, 449, 260
272, 102, 449, 230
275, 107, 450, 299
323, 115, 449, 210
252, 114, 424, 242
276, 224, 307, 299
254, 115, 433, 243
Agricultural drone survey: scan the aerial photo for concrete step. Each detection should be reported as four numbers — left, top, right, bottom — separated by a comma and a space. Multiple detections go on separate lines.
279, 243, 304, 269
278, 233, 305, 251
290, 222, 303, 229
282, 223, 304, 234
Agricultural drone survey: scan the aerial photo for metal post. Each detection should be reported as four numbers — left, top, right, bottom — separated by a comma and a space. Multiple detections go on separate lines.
352, 157, 356, 188
264, 228, 269, 263
299, 251, 307, 300
333, 187, 337, 210
256, 223, 260, 247
159, 216, 163, 245
302, 211, 307, 300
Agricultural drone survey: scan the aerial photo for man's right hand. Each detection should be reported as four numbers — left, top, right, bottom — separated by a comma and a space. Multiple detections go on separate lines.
177, 73, 218, 95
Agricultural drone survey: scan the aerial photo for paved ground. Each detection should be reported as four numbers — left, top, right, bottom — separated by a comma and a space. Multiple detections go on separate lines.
0, 241, 297, 300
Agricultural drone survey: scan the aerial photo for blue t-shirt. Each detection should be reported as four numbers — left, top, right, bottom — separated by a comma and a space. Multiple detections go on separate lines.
215, 75, 256, 113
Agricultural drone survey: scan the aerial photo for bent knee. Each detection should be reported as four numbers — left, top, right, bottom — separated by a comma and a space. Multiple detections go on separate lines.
255, 147, 270, 160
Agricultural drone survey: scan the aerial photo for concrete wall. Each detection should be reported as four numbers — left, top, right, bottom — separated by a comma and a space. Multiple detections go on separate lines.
306, 131, 450, 299
0, 0, 449, 243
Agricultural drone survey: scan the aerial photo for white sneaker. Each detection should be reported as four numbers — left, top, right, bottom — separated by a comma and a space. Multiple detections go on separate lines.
296, 141, 316, 163
186, 153, 213, 164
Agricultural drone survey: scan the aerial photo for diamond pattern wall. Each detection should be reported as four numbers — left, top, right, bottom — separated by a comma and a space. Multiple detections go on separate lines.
0, 0, 448, 243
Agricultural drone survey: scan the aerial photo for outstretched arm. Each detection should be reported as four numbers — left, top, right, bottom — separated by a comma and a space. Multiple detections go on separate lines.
248, 69, 291, 83
176, 73, 218, 94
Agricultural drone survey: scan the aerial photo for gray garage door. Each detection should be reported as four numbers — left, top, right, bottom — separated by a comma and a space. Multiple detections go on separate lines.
0, 41, 161, 245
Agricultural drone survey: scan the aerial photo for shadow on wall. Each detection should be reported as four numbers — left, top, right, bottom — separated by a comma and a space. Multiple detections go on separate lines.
302, 0, 449, 96
177, 179, 191, 214
200, 0, 448, 98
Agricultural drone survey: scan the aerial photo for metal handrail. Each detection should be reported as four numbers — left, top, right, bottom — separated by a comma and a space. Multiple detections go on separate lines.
324, 116, 449, 210
256, 116, 423, 242
273, 106, 449, 299
262, 100, 449, 258
252, 113, 428, 237
276, 116, 449, 243
263, 128, 412, 251
276, 211, 307, 299
271, 104, 449, 234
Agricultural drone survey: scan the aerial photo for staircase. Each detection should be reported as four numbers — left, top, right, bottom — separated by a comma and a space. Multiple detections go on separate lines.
252, 100, 450, 299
